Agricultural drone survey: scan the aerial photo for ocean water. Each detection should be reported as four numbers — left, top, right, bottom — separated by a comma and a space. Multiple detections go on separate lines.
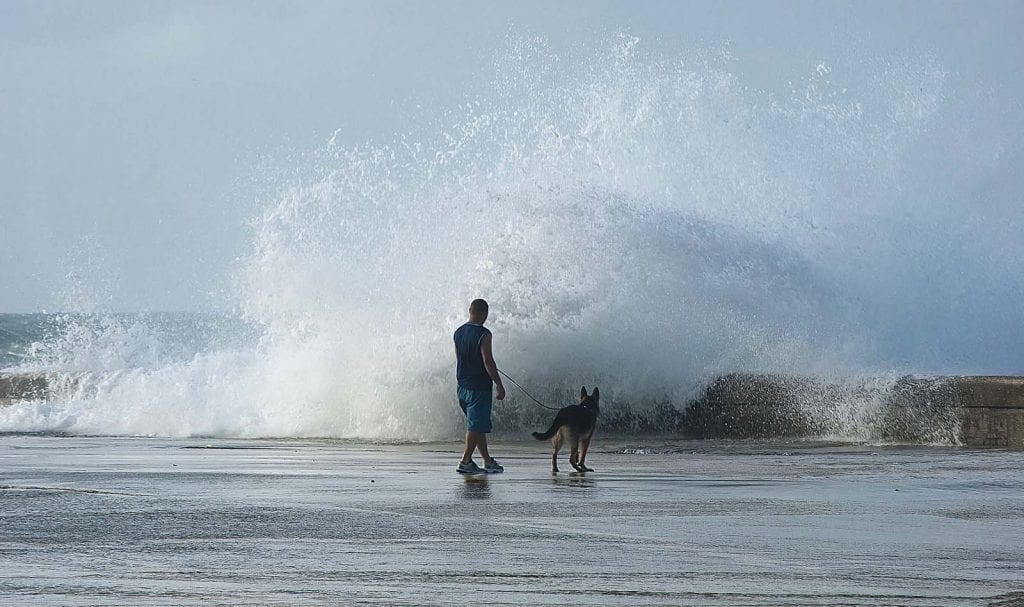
1, 36, 1022, 441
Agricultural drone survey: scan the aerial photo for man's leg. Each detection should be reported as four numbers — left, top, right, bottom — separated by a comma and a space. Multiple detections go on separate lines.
461, 431, 479, 464
474, 388, 495, 465
475, 432, 492, 463
458, 388, 475, 464
462, 389, 495, 466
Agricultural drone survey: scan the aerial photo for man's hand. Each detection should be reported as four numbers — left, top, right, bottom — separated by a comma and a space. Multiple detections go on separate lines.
496, 383, 506, 401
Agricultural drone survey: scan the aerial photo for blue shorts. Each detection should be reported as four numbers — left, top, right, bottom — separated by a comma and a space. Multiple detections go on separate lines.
457, 386, 493, 433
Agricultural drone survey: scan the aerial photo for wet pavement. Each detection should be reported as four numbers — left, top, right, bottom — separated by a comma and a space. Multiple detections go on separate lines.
1, 436, 1022, 606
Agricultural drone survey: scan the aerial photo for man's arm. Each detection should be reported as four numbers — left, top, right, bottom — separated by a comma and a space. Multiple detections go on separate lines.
480, 333, 506, 400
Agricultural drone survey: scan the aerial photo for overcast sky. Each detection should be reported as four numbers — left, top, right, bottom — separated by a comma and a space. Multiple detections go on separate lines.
2, 0, 1021, 312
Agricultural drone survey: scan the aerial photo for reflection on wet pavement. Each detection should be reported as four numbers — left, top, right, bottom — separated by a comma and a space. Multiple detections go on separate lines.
1, 436, 1021, 606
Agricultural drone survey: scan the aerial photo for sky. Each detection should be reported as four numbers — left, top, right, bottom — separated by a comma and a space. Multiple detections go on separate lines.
1, 0, 1022, 312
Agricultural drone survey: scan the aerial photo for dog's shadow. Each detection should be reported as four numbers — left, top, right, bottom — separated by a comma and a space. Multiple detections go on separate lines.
550, 471, 597, 489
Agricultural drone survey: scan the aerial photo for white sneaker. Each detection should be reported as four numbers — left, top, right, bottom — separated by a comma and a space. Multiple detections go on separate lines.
457, 460, 483, 474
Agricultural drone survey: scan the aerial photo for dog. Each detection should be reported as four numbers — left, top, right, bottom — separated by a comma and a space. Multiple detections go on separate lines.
532, 386, 600, 474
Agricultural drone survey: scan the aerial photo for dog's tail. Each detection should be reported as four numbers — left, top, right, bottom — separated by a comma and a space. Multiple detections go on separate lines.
531, 414, 565, 440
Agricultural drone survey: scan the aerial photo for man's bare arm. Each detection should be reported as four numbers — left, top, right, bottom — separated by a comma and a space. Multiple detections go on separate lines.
480, 333, 506, 400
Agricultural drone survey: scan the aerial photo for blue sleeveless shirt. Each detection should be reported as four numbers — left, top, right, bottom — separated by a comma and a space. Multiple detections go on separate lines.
454, 323, 493, 391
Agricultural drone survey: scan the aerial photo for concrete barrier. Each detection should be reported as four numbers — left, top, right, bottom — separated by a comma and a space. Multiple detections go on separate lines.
0, 372, 1021, 448
684, 374, 964, 443
683, 374, 1024, 448
957, 377, 1024, 449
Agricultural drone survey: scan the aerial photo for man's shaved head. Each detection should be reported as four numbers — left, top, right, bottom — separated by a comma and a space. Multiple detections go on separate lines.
469, 298, 489, 320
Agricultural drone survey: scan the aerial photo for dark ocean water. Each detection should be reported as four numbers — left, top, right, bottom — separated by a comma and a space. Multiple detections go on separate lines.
0, 313, 255, 370
0, 314, 46, 368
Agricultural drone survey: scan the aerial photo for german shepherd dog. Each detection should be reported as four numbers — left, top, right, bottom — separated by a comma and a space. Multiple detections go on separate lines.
532, 386, 599, 473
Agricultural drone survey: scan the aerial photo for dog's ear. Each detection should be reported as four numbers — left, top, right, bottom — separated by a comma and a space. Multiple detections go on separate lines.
592, 386, 600, 400
580, 386, 588, 400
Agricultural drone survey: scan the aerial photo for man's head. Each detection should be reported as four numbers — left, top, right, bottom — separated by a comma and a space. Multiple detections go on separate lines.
468, 298, 489, 323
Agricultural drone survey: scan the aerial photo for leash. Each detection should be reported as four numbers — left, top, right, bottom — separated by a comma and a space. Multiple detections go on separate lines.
497, 369, 561, 411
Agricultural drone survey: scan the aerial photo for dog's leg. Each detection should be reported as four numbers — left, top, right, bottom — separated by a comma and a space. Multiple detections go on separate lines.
578, 436, 594, 472
550, 431, 563, 474
569, 436, 584, 472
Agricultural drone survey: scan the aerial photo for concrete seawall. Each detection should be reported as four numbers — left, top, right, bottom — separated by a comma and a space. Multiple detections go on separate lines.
685, 374, 1024, 448
1, 372, 1022, 448
956, 376, 1024, 448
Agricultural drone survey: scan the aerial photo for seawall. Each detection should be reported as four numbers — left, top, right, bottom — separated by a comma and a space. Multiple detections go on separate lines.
955, 376, 1024, 448
0, 372, 1021, 447
686, 374, 1024, 448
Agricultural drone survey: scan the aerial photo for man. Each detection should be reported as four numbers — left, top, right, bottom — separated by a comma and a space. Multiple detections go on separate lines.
454, 298, 506, 474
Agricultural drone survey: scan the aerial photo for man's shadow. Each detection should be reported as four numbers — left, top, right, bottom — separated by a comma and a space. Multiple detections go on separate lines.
460, 474, 491, 499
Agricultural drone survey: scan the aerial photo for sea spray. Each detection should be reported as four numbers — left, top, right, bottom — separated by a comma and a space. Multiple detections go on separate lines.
0, 35, 1007, 440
